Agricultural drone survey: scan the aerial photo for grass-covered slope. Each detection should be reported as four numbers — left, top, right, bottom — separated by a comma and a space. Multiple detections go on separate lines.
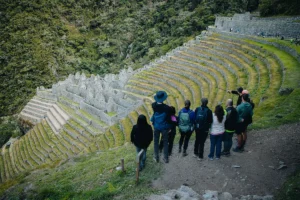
0, 144, 162, 200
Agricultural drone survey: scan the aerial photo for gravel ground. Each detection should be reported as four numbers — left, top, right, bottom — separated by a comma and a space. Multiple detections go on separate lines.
152, 123, 300, 197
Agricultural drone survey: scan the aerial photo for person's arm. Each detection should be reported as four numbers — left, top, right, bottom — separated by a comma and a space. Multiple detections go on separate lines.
190, 111, 196, 123
207, 109, 213, 125
236, 105, 243, 122
194, 108, 198, 124
230, 90, 239, 95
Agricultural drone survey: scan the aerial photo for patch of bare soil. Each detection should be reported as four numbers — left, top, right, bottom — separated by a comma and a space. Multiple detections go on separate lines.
152, 123, 300, 197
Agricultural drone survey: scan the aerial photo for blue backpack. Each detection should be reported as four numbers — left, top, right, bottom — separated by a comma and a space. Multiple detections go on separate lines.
195, 107, 208, 130
151, 112, 168, 131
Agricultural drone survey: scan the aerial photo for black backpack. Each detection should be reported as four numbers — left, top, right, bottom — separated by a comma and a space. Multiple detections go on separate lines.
225, 107, 238, 131
195, 107, 208, 130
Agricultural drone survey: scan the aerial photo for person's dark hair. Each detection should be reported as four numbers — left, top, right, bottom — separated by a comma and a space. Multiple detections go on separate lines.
242, 94, 249, 102
184, 100, 191, 109
201, 98, 208, 106
237, 87, 243, 93
214, 105, 224, 123
170, 106, 176, 115
137, 114, 148, 128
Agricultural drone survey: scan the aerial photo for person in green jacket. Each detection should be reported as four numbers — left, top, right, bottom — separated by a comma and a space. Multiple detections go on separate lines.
233, 94, 253, 152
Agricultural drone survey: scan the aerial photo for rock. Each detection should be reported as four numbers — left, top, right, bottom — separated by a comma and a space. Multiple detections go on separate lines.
203, 190, 218, 200
116, 166, 122, 171
279, 161, 284, 165
262, 195, 273, 200
277, 164, 287, 170
253, 195, 264, 200
232, 165, 241, 168
219, 192, 232, 200
279, 87, 294, 95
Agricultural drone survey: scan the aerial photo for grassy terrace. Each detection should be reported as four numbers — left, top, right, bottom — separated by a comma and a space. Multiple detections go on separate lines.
190, 45, 245, 87
133, 72, 183, 110
171, 56, 224, 107
200, 40, 258, 94
166, 60, 211, 101
178, 51, 236, 104
208, 35, 281, 103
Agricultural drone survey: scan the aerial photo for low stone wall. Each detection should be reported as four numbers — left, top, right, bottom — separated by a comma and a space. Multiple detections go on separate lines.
215, 13, 300, 38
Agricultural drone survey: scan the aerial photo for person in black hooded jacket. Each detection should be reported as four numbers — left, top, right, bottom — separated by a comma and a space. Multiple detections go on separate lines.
131, 114, 153, 171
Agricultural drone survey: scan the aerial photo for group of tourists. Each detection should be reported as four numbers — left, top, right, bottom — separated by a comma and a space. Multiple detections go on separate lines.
131, 87, 254, 171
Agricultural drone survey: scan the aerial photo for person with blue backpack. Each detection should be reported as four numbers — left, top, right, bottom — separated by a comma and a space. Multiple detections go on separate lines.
151, 91, 172, 163
159, 106, 178, 156
193, 98, 213, 160
178, 100, 195, 156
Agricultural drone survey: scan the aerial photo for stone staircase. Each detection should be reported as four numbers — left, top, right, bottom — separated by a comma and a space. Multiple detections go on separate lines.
20, 91, 70, 134
1, 17, 300, 183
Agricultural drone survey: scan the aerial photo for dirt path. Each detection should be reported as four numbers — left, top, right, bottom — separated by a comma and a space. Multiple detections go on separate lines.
152, 123, 300, 197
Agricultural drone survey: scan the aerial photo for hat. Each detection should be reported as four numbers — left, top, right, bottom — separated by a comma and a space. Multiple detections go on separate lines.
242, 90, 249, 94
154, 91, 168, 103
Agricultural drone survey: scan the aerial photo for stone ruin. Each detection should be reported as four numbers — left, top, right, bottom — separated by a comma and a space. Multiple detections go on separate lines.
214, 12, 300, 38
37, 67, 143, 126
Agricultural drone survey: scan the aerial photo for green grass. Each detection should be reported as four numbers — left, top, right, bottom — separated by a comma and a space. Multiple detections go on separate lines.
0, 145, 162, 200
276, 168, 300, 200
265, 38, 300, 54
107, 112, 117, 117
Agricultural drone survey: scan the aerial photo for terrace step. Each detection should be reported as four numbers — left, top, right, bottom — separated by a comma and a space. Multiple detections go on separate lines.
19, 112, 41, 124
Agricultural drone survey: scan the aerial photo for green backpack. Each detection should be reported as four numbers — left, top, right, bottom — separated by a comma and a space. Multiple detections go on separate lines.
179, 110, 192, 133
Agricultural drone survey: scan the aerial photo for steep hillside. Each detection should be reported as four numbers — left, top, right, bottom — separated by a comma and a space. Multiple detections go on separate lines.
3, 0, 294, 117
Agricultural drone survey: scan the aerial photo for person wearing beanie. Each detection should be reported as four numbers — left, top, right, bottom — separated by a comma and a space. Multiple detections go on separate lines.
233, 94, 253, 152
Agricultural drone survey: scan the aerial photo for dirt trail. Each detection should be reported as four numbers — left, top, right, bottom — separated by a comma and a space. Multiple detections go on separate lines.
152, 123, 300, 197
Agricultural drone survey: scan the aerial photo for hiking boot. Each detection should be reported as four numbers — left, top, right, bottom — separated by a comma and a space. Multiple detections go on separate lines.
178, 148, 182, 153
215, 157, 220, 160
221, 151, 230, 156
163, 158, 169, 163
232, 147, 242, 153
153, 157, 159, 163
208, 156, 214, 161
182, 150, 187, 157
197, 157, 203, 161
193, 153, 198, 158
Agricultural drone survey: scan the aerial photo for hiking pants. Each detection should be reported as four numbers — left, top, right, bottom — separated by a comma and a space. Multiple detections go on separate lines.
208, 134, 223, 158
136, 147, 147, 170
194, 129, 209, 158
159, 128, 176, 155
222, 131, 234, 152
179, 130, 193, 151
154, 129, 169, 160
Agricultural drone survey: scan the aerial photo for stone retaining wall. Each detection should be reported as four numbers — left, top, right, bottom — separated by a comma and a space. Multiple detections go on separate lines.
215, 12, 300, 38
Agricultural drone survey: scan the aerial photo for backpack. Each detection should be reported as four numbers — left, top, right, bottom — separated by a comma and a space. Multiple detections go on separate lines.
179, 110, 192, 133
195, 107, 208, 130
225, 108, 238, 131
151, 112, 168, 131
